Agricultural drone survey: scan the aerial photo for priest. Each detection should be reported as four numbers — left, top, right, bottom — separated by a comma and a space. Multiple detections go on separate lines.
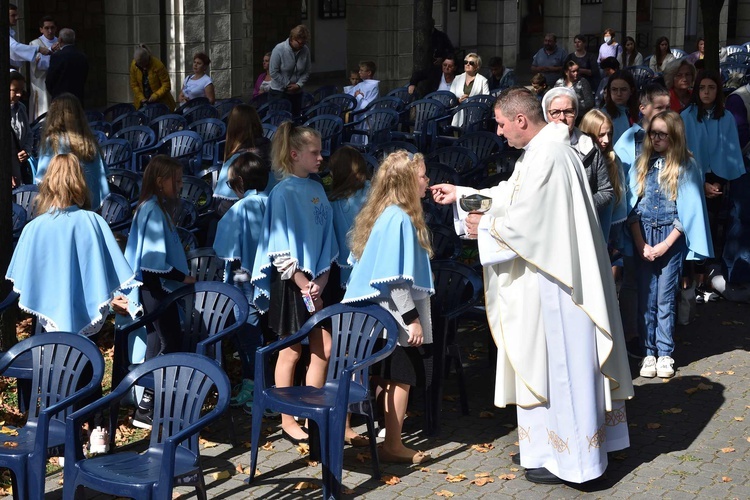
432, 87, 634, 485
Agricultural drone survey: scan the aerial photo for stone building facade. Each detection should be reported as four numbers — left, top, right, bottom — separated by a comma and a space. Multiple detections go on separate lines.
9, 0, 749, 107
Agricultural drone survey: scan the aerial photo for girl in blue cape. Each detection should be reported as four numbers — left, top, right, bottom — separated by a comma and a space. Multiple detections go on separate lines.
626, 111, 712, 380
212, 151, 268, 412
250, 122, 338, 444
342, 151, 434, 465
601, 70, 638, 146
327, 146, 371, 296
34, 93, 110, 209
213, 104, 273, 213
681, 70, 746, 299
6, 153, 137, 336
125, 155, 196, 429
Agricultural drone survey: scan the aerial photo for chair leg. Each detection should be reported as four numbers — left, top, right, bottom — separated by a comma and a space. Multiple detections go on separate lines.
248, 397, 265, 483
448, 344, 469, 415
194, 472, 208, 500
363, 404, 381, 480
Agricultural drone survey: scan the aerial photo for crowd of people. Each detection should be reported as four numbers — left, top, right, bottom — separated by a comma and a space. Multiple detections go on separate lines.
5, 6, 750, 493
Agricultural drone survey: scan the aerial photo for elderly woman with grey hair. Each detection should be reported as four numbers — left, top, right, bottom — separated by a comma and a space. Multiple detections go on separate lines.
542, 86, 614, 236
129, 44, 176, 111
663, 57, 696, 112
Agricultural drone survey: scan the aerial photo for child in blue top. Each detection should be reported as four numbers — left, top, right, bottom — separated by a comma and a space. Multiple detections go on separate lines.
626, 111, 712, 379
125, 155, 196, 428
250, 122, 338, 444
213, 152, 268, 412
601, 70, 638, 146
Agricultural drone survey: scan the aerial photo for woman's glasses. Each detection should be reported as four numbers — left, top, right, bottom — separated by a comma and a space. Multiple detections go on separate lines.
464, 60, 477, 67
649, 131, 669, 141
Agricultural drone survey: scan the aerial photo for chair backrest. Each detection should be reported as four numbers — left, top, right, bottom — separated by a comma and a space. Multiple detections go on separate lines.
176, 226, 199, 251
196, 165, 221, 190
320, 93, 357, 114
372, 140, 419, 161
172, 199, 199, 229
303, 114, 344, 154
157, 131, 204, 162
408, 98, 448, 133
455, 131, 505, 163
108, 168, 142, 204
179, 175, 214, 213
89, 120, 113, 137
176, 97, 211, 115
430, 260, 484, 319
426, 146, 479, 175
494, 147, 523, 175
93, 130, 108, 144
308, 303, 399, 387
98, 193, 132, 227
303, 102, 343, 120
12, 185, 40, 221
670, 48, 687, 58
365, 96, 405, 113
625, 65, 655, 92
478, 170, 513, 188
725, 45, 746, 56
720, 62, 750, 88
104, 103, 136, 122
261, 110, 294, 126
726, 52, 750, 64
85, 110, 104, 123
256, 99, 292, 118
452, 101, 491, 133
183, 104, 220, 124
312, 85, 338, 103
0, 332, 104, 427
112, 111, 148, 132
188, 118, 227, 144
349, 109, 400, 145
425, 90, 459, 109
261, 122, 277, 140
117, 352, 230, 455
428, 223, 462, 260
186, 247, 226, 282
100, 139, 134, 169
113, 125, 157, 151
214, 98, 243, 118
464, 94, 495, 108
386, 86, 414, 105
139, 102, 171, 122
149, 114, 188, 140
362, 153, 379, 176
12, 203, 27, 239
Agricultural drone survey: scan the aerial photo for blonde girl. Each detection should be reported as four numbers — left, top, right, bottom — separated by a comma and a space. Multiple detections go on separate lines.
626, 111, 711, 379
343, 151, 434, 464
250, 122, 338, 443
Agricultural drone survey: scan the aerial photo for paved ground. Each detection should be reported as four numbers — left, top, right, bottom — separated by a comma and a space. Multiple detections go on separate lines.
20, 294, 747, 499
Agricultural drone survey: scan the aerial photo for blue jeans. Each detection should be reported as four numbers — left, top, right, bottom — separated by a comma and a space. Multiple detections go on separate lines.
634, 223, 687, 357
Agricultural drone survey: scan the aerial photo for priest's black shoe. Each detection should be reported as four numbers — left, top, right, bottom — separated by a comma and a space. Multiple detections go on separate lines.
511, 453, 521, 466
525, 467, 563, 485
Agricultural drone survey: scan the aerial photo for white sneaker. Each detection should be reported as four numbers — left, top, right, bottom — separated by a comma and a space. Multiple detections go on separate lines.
656, 356, 675, 378
639, 356, 657, 378
88, 426, 109, 454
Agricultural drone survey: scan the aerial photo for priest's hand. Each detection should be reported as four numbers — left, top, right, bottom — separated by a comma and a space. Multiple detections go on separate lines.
431, 184, 456, 205
465, 212, 483, 238
406, 320, 423, 347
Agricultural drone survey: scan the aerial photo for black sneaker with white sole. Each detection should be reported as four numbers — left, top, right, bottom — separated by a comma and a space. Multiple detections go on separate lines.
132, 408, 153, 430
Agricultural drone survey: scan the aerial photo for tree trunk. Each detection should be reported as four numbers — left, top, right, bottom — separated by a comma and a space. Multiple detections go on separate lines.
0, 0, 19, 351
413, 0, 433, 74
700, 0, 725, 73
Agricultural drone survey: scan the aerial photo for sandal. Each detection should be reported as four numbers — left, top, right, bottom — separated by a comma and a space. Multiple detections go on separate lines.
344, 434, 370, 447
230, 379, 254, 407
378, 446, 432, 464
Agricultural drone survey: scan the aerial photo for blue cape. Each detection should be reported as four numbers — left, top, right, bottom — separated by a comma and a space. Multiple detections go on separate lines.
603, 104, 631, 147
330, 182, 370, 288
613, 123, 643, 179
214, 152, 280, 200
342, 205, 434, 303
625, 157, 713, 260
251, 176, 338, 312
681, 105, 746, 180
35, 145, 110, 209
6, 206, 138, 335
213, 189, 267, 275
124, 197, 188, 311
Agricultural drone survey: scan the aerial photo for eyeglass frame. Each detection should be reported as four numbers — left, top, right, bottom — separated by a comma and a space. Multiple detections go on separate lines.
463, 60, 477, 67
648, 130, 669, 141
547, 108, 576, 119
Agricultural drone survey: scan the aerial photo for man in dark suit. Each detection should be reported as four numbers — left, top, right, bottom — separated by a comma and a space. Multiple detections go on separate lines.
45, 28, 88, 104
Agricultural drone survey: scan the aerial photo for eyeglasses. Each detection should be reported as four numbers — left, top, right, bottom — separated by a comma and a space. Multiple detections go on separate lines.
547, 108, 576, 119
649, 131, 669, 141
463, 60, 477, 67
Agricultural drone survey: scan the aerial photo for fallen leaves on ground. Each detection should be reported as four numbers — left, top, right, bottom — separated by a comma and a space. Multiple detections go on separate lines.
697, 382, 714, 390
293, 481, 320, 490
381, 474, 400, 485
661, 408, 682, 414
720, 447, 735, 453
199, 437, 219, 449
210, 470, 231, 480
467, 354, 480, 361
646, 423, 662, 429
306, 460, 319, 467
342, 487, 356, 494
721, 476, 732, 482
445, 474, 467, 483
498, 473, 517, 480
510, 467, 519, 472
442, 395, 457, 402
436, 490, 455, 497
478, 411, 494, 419
241, 441, 251, 449
356, 452, 370, 463
611, 452, 628, 461
471, 443, 494, 453
437, 469, 448, 474
0, 427, 17, 436
471, 472, 494, 486
2, 442, 18, 448
685, 387, 699, 395
420, 467, 431, 472
261, 441, 274, 451
296, 443, 310, 456
734, 416, 745, 422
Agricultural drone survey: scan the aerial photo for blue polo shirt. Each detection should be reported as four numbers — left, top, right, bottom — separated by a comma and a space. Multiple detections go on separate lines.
532, 46, 568, 87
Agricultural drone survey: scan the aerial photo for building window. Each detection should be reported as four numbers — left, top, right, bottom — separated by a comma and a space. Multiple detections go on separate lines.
320, 0, 346, 19
464, 0, 477, 11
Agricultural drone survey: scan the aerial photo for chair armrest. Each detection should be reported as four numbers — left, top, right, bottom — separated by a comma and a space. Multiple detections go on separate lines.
0, 291, 19, 312
334, 337, 396, 402
194, 322, 244, 357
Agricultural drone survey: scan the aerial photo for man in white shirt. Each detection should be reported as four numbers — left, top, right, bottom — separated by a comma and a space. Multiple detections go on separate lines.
29, 15, 59, 120
8, 3, 50, 69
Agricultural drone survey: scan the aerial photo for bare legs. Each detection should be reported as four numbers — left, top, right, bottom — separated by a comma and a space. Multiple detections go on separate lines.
381, 381, 419, 459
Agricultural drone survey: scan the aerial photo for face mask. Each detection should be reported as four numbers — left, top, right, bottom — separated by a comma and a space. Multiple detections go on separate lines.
604, 36, 612, 44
